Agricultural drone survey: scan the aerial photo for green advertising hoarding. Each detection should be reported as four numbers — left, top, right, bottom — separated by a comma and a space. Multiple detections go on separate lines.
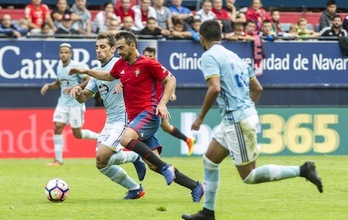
158, 107, 347, 157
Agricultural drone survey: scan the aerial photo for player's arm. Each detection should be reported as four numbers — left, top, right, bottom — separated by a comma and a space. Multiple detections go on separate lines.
249, 76, 263, 104
40, 79, 60, 95
69, 68, 115, 81
157, 73, 176, 119
70, 86, 93, 103
192, 76, 220, 131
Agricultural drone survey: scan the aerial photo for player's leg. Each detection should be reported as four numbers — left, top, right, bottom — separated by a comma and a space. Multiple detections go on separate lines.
234, 114, 323, 193
101, 124, 147, 181
69, 106, 99, 140
182, 137, 229, 220
161, 119, 195, 156
96, 145, 145, 199
143, 137, 204, 202
120, 110, 175, 185
48, 106, 68, 166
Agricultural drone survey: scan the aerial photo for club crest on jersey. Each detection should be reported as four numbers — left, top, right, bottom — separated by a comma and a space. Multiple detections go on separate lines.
135, 68, 141, 77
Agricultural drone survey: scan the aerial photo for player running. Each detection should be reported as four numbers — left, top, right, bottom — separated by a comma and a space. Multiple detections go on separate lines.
70, 33, 146, 200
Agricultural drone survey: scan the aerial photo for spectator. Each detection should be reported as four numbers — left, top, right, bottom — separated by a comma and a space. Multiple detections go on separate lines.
195, 0, 217, 23
139, 17, 170, 37
344, 16, 348, 32
52, 0, 80, 30
259, 19, 276, 41
226, 0, 247, 24
319, 0, 337, 31
132, 0, 157, 31
170, 19, 191, 39
102, 18, 121, 34
55, 12, 80, 35
188, 18, 201, 42
17, 18, 30, 30
212, 0, 233, 33
320, 15, 347, 40
118, 15, 139, 34
168, 0, 193, 30
40, 21, 55, 36
245, 0, 271, 32
270, 10, 281, 34
153, 0, 173, 31
24, 0, 55, 33
70, 0, 92, 35
288, 23, 299, 36
115, 0, 135, 24
0, 14, 28, 38
93, 2, 120, 33
297, 18, 320, 39
225, 22, 243, 40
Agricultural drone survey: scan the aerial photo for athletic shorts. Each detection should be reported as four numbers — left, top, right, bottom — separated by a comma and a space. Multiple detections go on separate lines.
97, 122, 126, 152
53, 105, 85, 128
213, 114, 261, 166
128, 110, 162, 152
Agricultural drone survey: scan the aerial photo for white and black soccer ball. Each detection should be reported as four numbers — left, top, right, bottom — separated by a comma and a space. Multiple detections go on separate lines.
44, 178, 70, 202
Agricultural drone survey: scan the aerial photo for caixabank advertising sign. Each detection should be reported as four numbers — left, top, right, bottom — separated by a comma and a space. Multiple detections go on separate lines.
0, 107, 346, 158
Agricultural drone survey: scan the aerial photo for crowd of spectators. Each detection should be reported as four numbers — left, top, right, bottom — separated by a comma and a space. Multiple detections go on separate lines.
0, 0, 348, 41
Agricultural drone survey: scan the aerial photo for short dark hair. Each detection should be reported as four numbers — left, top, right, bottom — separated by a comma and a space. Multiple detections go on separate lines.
327, 0, 336, 6
199, 20, 222, 41
262, 19, 272, 24
97, 33, 116, 47
115, 31, 138, 47
143, 46, 156, 54
333, 14, 342, 20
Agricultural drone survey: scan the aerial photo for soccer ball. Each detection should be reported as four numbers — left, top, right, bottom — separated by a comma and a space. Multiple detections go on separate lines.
44, 178, 70, 202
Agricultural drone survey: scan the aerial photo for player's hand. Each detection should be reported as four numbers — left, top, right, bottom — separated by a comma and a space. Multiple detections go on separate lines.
69, 67, 86, 75
169, 93, 177, 101
114, 82, 123, 93
191, 117, 204, 131
40, 84, 49, 95
70, 86, 83, 98
156, 102, 170, 120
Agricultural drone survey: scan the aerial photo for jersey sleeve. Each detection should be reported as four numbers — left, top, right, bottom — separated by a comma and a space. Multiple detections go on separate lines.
148, 58, 169, 81
110, 60, 120, 79
201, 53, 220, 80
85, 77, 98, 95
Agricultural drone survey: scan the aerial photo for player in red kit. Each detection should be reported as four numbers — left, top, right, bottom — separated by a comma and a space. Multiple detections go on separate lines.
69, 32, 203, 202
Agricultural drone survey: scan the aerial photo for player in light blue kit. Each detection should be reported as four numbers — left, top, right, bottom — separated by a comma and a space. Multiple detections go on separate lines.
40, 43, 99, 166
70, 33, 146, 200
182, 20, 323, 220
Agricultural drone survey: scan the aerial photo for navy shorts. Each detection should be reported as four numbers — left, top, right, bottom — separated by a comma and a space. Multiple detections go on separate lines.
128, 110, 162, 153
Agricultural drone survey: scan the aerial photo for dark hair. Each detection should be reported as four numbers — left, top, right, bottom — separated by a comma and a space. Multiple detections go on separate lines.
199, 20, 221, 41
97, 32, 116, 47
103, 2, 114, 9
333, 14, 342, 20
262, 19, 272, 24
327, 0, 336, 6
245, 19, 256, 26
147, 17, 157, 22
143, 46, 156, 54
115, 31, 138, 47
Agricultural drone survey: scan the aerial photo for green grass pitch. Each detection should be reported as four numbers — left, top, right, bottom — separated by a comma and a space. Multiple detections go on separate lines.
0, 156, 347, 220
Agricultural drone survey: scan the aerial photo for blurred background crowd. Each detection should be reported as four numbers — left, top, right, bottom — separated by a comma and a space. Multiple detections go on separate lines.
1, 0, 348, 41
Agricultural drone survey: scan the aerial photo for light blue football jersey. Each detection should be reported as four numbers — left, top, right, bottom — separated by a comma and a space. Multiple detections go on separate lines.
201, 43, 257, 123
56, 60, 86, 107
85, 57, 127, 124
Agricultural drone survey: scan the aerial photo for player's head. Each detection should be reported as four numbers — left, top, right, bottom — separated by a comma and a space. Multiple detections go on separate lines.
199, 20, 222, 51
114, 31, 138, 61
96, 33, 116, 64
142, 46, 156, 59
59, 43, 72, 64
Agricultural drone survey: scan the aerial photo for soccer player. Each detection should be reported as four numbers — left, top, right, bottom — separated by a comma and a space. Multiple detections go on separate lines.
69, 32, 204, 203
119, 46, 195, 156
70, 33, 146, 199
40, 43, 99, 166
181, 20, 323, 220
